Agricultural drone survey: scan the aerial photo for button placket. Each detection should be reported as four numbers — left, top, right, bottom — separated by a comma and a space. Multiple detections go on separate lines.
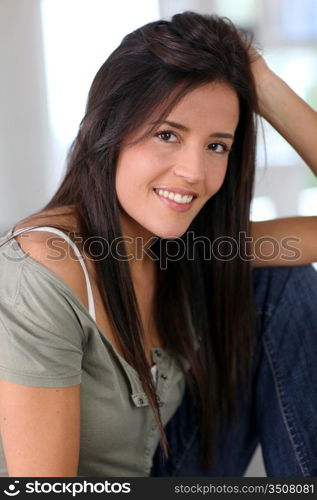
153, 347, 162, 358
129, 349, 172, 408
144, 419, 160, 470
131, 392, 149, 407
123, 360, 152, 409
154, 352, 172, 406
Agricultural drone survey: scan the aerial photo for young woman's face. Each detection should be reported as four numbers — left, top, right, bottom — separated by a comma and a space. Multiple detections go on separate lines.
116, 81, 239, 240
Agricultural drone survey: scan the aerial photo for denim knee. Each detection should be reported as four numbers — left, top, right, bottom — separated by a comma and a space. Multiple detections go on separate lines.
252, 265, 317, 476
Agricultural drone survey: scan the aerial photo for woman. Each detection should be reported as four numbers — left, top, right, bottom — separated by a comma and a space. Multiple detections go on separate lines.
0, 11, 316, 477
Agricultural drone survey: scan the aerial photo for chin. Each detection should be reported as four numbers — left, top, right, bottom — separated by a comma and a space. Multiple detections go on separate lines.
153, 225, 189, 240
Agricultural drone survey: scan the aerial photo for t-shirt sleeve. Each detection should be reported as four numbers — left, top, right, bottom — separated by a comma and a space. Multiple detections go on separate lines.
0, 264, 85, 387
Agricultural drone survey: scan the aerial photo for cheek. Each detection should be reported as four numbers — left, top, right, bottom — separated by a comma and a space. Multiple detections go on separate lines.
205, 164, 229, 196
115, 149, 161, 208
115, 150, 143, 197
116, 148, 168, 195
115, 163, 127, 202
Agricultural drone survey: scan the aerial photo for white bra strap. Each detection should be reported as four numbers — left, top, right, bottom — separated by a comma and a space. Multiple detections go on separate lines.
11, 226, 96, 321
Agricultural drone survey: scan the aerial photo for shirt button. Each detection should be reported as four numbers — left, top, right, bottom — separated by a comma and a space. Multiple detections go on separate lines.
160, 374, 167, 380
156, 396, 162, 405
154, 349, 162, 357
138, 398, 144, 405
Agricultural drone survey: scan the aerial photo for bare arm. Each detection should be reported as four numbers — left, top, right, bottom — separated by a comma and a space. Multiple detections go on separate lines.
0, 229, 87, 476
251, 216, 317, 267
248, 49, 317, 266
0, 381, 80, 476
250, 49, 317, 176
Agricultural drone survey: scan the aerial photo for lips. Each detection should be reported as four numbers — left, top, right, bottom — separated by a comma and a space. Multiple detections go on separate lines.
153, 188, 196, 212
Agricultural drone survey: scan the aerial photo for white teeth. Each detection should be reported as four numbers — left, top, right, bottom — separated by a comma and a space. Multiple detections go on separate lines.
156, 189, 194, 204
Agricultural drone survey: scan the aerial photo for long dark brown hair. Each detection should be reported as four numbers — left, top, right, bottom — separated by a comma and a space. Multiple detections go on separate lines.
3, 12, 258, 468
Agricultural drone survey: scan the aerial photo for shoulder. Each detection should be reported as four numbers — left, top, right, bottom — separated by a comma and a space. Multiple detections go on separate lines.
0, 210, 88, 390
0, 218, 89, 352
12, 210, 90, 310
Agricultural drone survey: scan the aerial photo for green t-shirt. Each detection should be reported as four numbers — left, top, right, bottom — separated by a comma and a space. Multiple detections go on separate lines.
0, 227, 187, 476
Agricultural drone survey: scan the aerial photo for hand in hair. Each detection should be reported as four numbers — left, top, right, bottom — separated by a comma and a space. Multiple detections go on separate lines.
246, 45, 272, 115
247, 45, 317, 176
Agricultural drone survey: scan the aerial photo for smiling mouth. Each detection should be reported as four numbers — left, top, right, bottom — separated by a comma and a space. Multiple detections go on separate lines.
154, 188, 197, 204
153, 188, 197, 212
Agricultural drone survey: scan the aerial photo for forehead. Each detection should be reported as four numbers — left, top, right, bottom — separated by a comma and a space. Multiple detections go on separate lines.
167, 81, 240, 129
123, 81, 240, 145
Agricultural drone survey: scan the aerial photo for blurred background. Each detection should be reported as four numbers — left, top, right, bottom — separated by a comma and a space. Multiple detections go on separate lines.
0, 0, 316, 476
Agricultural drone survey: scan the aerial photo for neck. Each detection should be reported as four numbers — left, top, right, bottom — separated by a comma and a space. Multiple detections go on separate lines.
119, 212, 157, 271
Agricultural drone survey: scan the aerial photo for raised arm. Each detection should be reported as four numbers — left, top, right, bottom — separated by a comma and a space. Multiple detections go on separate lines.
249, 48, 317, 175
251, 216, 317, 267
248, 48, 316, 267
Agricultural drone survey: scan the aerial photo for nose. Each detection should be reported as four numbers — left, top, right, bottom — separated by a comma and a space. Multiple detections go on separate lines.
172, 145, 205, 184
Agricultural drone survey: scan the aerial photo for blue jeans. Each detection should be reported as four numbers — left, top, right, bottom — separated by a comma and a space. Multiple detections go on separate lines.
151, 265, 317, 477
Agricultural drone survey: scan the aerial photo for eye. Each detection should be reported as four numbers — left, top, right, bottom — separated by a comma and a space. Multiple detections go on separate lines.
207, 142, 230, 154
155, 130, 178, 143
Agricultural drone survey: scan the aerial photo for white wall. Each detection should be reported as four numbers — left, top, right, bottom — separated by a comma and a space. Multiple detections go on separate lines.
0, 0, 58, 232
0, 0, 161, 234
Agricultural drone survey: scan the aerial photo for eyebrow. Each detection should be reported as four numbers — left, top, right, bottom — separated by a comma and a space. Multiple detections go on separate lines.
152, 120, 234, 140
